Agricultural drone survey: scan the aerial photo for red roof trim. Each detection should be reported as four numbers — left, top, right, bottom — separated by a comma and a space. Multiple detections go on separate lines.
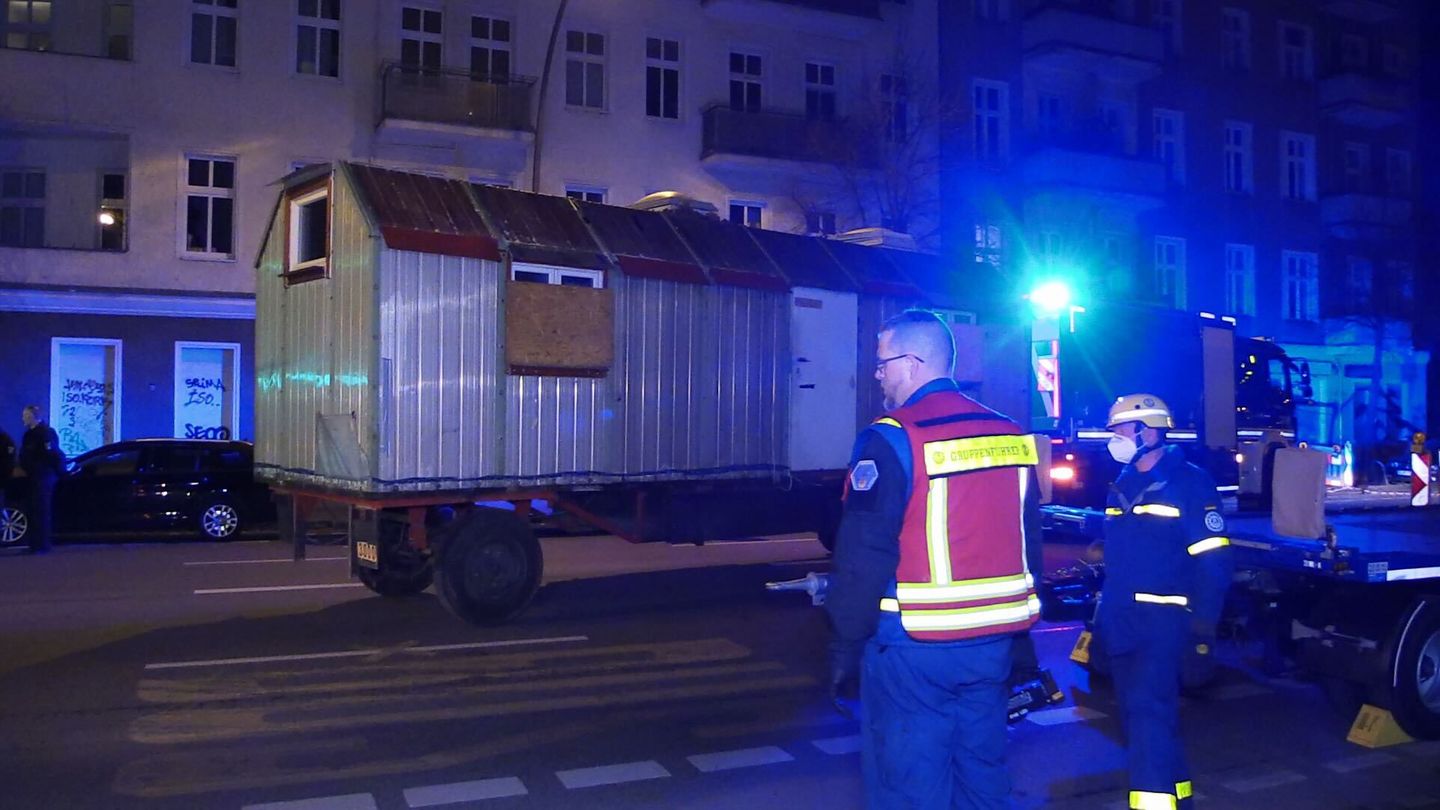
617, 255, 710, 285
709, 268, 790, 292
380, 227, 501, 261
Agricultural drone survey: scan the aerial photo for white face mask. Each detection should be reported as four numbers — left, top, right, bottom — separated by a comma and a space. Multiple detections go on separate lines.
1108, 433, 1139, 464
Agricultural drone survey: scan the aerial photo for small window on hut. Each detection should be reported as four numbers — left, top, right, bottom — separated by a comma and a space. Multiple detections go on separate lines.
505, 262, 613, 377
510, 264, 604, 289
285, 185, 329, 284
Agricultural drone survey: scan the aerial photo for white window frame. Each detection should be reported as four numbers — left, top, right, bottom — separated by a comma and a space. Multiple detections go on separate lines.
1223, 120, 1252, 194
296, 0, 341, 78
564, 185, 607, 204
1280, 131, 1316, 201
1221, 7, 1250, 71
974, 222, 1002, 267
564, 29, 607, 110
972, 79, 1009, 160
729, 50, 763, 112
98, 169, 127, 251
1152, 0, 1181, 55
1278, 22, 1313, 81
1343, 142, 1370, 193
510, 262, 604, 289
287, 185, 329, 275
49, 337, 123, 456
188, 0, 238, 68
1153, 236, 1186, 310
6, 0, 52, 51
1224, 243, 1255, 317
179, 154, 237, 260
1152, 108, 1185, 185
399, 4, 443, 72
173, 341, 241, 441
0, 167, 46, 248
805, 61, 837, 121
1386, 148, 1411, 195
728, 200, 764, 228
470, 14, 513, 80
1281, 250, 1319, 321
645, 36, 681, 120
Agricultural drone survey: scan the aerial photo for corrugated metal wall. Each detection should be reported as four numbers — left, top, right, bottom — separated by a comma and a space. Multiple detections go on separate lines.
254, 169, 378, 485
377, 250, 505, 485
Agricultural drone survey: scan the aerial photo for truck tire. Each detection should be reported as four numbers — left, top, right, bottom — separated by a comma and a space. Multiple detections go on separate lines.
435, 508, 543, 625
1379, 598, 1440, 740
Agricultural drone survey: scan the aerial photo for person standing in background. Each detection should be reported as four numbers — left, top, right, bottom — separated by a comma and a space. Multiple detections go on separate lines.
17, 405, 65, 554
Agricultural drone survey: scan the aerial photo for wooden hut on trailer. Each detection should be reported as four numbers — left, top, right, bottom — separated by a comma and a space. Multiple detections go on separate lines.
253, 162, 1024, 624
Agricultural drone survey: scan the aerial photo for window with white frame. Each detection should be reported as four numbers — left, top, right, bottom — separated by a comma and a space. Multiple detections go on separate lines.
183, 156, 235, 257
1224, 243, 1255, 316
190, 0, 237, 67
296, 0, 340, 77
1386, 149, 1411, 195
1221, 7, 1250, 71
565, 30, 606, 109
973, 0, 1008, 22
1152, 0, 1181, 55
174, 342, 239, 440
1281, 132, 1316, 201
510, 262, 604, 289
0, 168, 45, 247
880, 74, 909, 142
1224, 121, 1252, 193
105, 0, 133, 59
50, 338, 122, 457
645, 37, 679, 119
1340, 34, 1368, 70
729, 51, 762, 112
1281, 251, 1319, 321
564, 186, 606, 204
806, 211, 837, 236
470, 15, 511, 80
286, 184, 328, 281
1037, 93, 1062, 136
1153, 236, 1186, 309
1347, 256, 1373, 304
99, 171, 126, 251
972, 79, 1008, 160
6, 0, 52, 51
1279, 22, 1312, 80
1382, 43, 1407, 77
974, 222, 1002, 268
1152, 109, 1185, 184
1343, 142, 1370, 193
805, 62, 836, 121
729, 201, 763, 228
400, 6, 442, 73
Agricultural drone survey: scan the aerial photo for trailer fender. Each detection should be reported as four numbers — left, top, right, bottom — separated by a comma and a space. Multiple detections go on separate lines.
354, 509, 435, 598
434, 507, 544, 626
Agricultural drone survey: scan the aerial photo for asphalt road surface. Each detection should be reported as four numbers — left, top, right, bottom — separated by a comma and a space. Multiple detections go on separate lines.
1, 533, 1438, 810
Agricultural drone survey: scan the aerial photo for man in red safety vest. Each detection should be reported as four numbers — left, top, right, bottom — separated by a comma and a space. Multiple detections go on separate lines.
827, 309, 1042, 809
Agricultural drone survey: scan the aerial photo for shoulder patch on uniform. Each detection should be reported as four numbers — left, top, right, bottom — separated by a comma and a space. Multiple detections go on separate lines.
850, 459, 880, 491
1204, 510, 1225, 533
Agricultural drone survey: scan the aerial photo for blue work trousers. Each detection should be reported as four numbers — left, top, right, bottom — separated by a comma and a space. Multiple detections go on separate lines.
1105, 609, 1193, 809
860, 635, 1013, 810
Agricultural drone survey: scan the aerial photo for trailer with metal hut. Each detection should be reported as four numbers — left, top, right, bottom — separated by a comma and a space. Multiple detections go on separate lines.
253, 162, 1025, 626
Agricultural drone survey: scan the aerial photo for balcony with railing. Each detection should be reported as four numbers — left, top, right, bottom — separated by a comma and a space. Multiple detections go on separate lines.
1318, 72, 1409, 129
702, 104, 866, 166
0, 5, 133, 61
1017, 122, 1166, 203
1320, 193, 1412, 230
1022, 0, 1163, 82
376, 63, 535, 174
700, 0, 882, 39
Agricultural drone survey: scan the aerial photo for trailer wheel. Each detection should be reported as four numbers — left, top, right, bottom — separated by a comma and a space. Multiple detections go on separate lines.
1380, 599, 1440, 740
357, 560, 433, 597
435, 508, 543, 625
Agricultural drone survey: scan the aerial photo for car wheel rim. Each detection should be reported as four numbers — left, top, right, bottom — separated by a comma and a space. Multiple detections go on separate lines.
202, 505, 239, 538
0, 508, 26, 545
1416, 628, 1440, 713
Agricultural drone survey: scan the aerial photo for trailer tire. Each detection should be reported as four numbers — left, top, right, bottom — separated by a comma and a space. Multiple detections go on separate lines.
358, 561, 434, 597
1379, 598, 1440, 740
435, 508, 543, 626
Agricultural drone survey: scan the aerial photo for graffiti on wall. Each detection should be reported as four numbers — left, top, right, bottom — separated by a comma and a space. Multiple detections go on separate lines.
58, 377, 114, 457
175, 347, 236, 441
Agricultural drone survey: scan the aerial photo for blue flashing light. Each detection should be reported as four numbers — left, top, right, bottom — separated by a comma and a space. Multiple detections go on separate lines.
1028, 281, 1072, 316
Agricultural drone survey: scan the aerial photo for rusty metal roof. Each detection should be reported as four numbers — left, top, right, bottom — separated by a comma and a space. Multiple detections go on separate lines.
820, 239, 922, 299
469, 183, 609, 270
663, 209, 788, 292
347, 164, 499, 260
576, 201, 709, 285
745, 228, 858, 292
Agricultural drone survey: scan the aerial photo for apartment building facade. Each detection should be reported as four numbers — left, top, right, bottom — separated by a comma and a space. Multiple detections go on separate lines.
938, 0, 1428, 452
0, 0, 935, 457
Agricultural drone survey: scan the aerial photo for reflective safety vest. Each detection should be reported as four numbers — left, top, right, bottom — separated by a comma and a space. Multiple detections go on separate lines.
879, 389, 1041, 642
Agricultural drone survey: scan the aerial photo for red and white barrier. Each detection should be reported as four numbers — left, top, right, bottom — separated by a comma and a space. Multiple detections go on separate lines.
1411, 452, 1430, 507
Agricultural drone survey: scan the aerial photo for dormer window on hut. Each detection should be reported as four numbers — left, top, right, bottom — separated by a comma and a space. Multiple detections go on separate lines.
285, 183, 329, 284
510, 262, 603, 289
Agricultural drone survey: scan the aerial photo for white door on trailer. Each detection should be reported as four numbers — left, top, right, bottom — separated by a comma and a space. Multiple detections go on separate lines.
789, 288, 858, 471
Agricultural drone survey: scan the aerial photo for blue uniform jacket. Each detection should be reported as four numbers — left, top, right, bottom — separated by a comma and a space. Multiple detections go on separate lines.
1096, 445, 1234, 654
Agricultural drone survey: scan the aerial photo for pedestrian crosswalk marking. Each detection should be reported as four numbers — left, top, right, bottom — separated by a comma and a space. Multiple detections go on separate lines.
811, 735, 862, 755
687, 746, 794, 772
1323, 752, 1397, 773
403, 776, 527, 806
242, 792, 378, 810
556, 760, 670, 789
1220, 769, 1307, 793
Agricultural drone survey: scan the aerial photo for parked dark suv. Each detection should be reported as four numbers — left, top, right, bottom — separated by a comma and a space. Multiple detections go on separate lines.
1, 439, 274, 546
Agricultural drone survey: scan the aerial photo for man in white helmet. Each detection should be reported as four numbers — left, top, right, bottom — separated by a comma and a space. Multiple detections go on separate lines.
1097, 394, 1233, 810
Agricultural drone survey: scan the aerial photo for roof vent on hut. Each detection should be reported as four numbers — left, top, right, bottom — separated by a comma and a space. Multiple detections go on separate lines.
836, 227, 917, 252
629, 191, 720, 217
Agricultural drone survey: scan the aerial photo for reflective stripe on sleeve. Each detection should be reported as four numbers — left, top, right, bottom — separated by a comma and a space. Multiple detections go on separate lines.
1105, 507, 1124, 516
1176, 781, 1193, 800
1132, 503, 1182, 518
1134, 593, 1189, 607
1187, 536, 1230, 556
874, 417, 902, 428
1129, 790, 1177, 810
880, 598, 900, 612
